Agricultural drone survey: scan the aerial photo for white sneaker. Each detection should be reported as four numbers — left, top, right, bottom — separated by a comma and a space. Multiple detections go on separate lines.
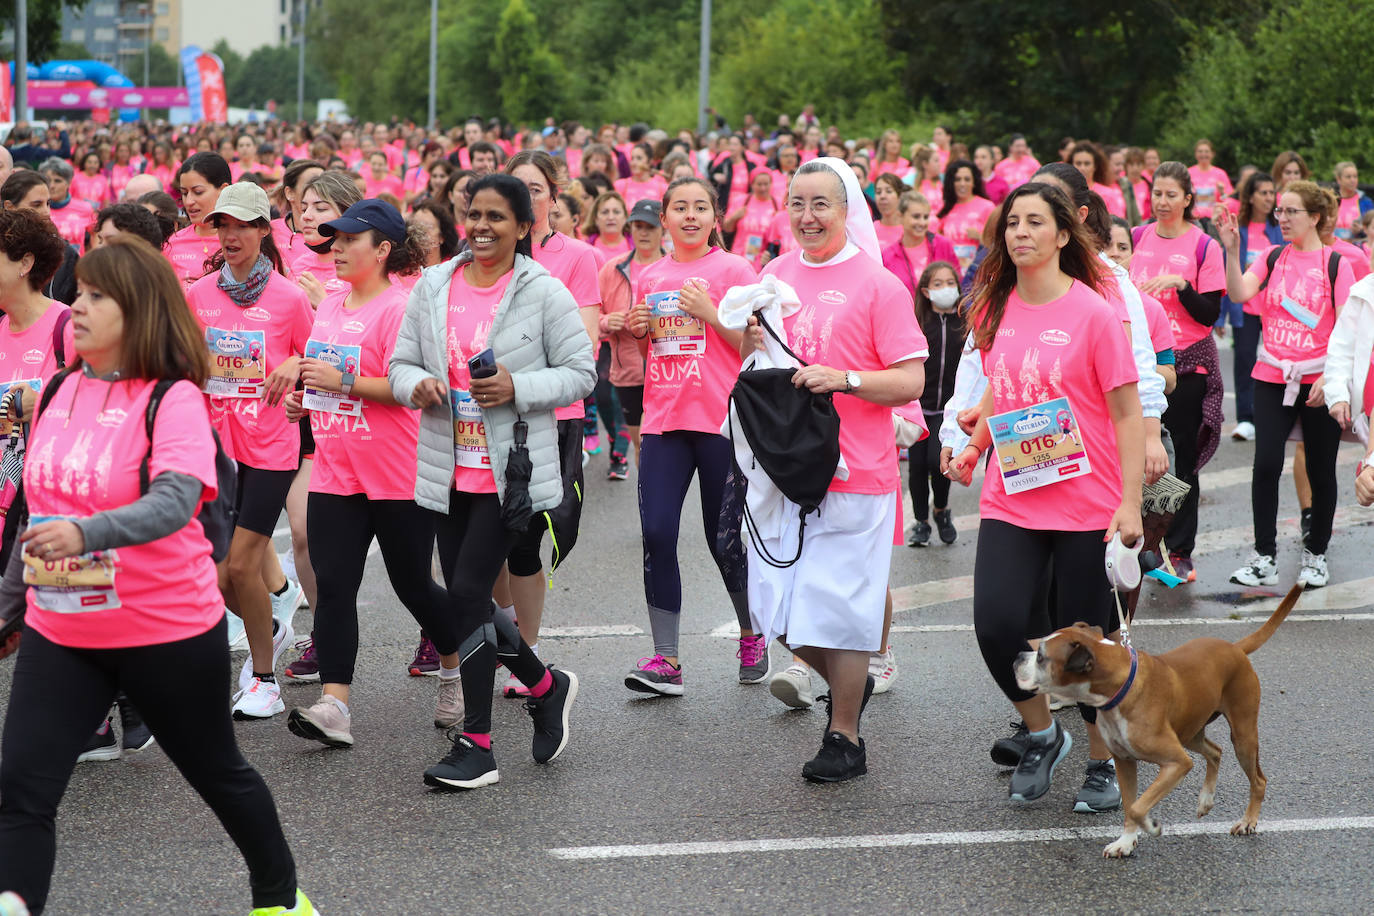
287, 696, 354, 747
271, 579, 305, 624
279, 549, 297, 582
238, 614, 296, 694
1230, 552, 1278, 587
226, 609, 248, 651
232, 678, 285, 719
1297, 549, 1329, 589
768, 663, 815, 709
1231, 421, 1256, 441
868, 647, 898, 695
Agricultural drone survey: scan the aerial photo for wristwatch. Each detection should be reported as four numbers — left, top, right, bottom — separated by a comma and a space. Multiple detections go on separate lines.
845, 371, 862, 393
340, 372, 356, 396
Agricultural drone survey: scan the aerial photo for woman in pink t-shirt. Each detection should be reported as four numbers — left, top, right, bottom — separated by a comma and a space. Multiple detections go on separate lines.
580, 190, 633, 261
71, 152, 112, 209
282, 199, 459, 747
913, 146, 943, 205
0, 239, 311, 915
38, 159, 95, 254
146, 142, 180, 194
948, 183, 1142, 805
362, 151, 404, 201
1216, 181, 1355, 591
880, 190, 959, 302
1333, 162, 1372, 241
1187, 139, 1233, 220
871, 172, 906, 251
293, 170, 361, 307
615, 144, 669, 209
108, 142, 137, 201
186, 183, 314, 721
1127, 161, 1227, 581
724, 168, 780, 271
623, 177, 759, 698
1122, 147, 1152, 224
165, 152, 231, 290
1070, 141, 1126, 219
936, 159, 995, 274
710, 135, 754, 215
269, 160, 325, 270
871, 129, 910, 181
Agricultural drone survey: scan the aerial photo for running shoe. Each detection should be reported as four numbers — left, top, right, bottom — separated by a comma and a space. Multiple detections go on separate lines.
933, 508, 957, 545
434, 676, 464, 729
583, 433, 602, 455
271, 579, 304, 627
424, 734, 499, 790
284, 636, 319, 682
232, 678, 285, 720
769, 663, 815, 709
1009, 721, 1072, 803
248, 889, 320, 915
502, 672, 532, 698
990, 719, 1031, 768
1231, 421, 1256, 441
906, 520, 931, 547
524, 668, 579, 764
238, 616, 296, 694
77, 717, 120, 763
607, 453, 629, 480
802, 731, 867, 783
1230, 552, 1278, 587
287, 697, 354, 748
0, 892, 29, 915
867, 647, 898, 694
1073, 758, 1121, 813
737, 634, 770, 684
116, 695, 155, 753
226, 609, 248, 651
1169, 553, 1198, 584
408, 636, 441, 677
624, 654, 684, 696
1297, 549, 1329, 589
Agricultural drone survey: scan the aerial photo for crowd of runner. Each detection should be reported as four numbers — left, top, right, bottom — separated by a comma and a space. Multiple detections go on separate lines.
0, 110, 1370, 915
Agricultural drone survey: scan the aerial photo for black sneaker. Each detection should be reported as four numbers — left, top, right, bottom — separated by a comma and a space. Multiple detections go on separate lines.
906, 520, 931, 547
1300, 508, 1313, 548
990, 719, 1031, 768
1009, 721, 1073, 803
818, 675, 875, 734
802, 731, 868, 783
933, 508, 957, 544
607, 454, 629, 480
423, 734, 499, 790
523, 668, 578, 764
77, 717, 120, 763
116, 694, 155, 753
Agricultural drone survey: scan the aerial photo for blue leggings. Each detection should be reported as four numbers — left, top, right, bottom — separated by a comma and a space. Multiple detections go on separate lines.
638, 431, 747, 614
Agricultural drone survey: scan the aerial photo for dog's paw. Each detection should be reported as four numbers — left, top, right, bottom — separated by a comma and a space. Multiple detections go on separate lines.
1103, 834, 1139, 858
1196, 790, 1215, 818
1230, 817, 1258, 836
1142, 814, 1162, 837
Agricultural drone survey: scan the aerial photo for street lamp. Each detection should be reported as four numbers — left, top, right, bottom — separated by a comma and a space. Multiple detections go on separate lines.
142, 2, 151, 88
296, 0, 306, 120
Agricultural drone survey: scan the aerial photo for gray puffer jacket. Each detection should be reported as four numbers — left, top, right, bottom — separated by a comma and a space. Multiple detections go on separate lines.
388, 251, 596, 514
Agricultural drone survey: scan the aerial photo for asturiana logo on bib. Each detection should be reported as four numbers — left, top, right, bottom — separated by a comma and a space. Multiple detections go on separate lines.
21, 349, 44, 364
343, 320, 366, 334
218, 335, 246, 354
818, 290, 847, 305
1013, 413, 1053, 435
1038, 329, 1071, 346
317, 346, 343, 367
244, 307, 272, 322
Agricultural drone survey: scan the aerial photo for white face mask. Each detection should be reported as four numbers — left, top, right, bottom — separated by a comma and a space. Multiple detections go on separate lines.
928, 286, 959, 311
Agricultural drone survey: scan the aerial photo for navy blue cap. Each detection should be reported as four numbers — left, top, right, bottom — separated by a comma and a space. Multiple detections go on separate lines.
626, 198, 661, 227
321, 198, 407, 243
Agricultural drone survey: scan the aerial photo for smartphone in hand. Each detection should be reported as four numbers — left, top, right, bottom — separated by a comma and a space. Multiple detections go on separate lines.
468, 348, 497, 380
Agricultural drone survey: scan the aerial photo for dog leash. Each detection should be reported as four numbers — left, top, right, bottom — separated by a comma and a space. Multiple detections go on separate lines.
1113, 587, 1133, 650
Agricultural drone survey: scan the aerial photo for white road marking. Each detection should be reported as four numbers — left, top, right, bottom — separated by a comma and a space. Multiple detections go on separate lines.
549, 815, 1374, 860
891, 609, 1374, 635
542, 625, 645, 639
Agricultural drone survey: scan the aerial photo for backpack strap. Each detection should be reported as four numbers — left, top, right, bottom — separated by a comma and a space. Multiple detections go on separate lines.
1327, 249, 1342, 311
137, 380, 176, 495
50, 310, 71, 370
754, 311, 809, 367
1131, 225, 1145, 249
1257, 245, 1284, 293
35, 365, 77, 418
1193, 232, 1212, 286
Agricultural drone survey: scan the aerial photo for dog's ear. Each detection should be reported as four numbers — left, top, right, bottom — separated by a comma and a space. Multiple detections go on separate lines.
1065, 641, 1094, 674
1071, 622, 1105, 640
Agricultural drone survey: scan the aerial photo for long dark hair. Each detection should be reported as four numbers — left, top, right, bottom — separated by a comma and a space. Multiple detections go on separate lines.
913, 259, 961, 326
1237, 171, 1276, 227
967, 182, 1107, 351
466, 173, 534, 259
661, 176, 725, 250
938, 159, 989, 220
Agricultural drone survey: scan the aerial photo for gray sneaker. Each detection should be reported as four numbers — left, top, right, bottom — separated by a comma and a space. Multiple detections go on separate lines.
435, 676, 464, 728
990, 719, 1031, 768
1073, 758, 1121, 813
1009, 721, 1073, 803
737, 635, 770, 684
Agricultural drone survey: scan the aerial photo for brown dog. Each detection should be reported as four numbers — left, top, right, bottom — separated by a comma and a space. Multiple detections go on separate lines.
1012, 584, 1301, 858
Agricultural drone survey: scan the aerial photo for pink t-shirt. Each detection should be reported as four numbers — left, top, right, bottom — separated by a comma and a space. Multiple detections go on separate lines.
1139, 292, 1176, 354
446, 265, 514, 494
902, 240, 931, 284
873, 221, 903, 251
564, 147, 584, 179
364, 173, 404, 199
50, 200, 94, 254
872, 159, 911, 181
164, 225, 220, 290
533, 231, 600, 421
0, 304, 73, 390
636, 247, 756, 436
1187, 165, 1233, 219
1246, 245, 1355, 385
615, 175, 668, 209
766, 210, 798, 257
109, 164, 137, 200
978, 280, 1138, 531
71, 172, 111, 208
1332, 238, 1372, 281
765, 250, 928, 494
186, 271, 314, 471
995, 156, 1041, 189
306, 285, 418, 500
592, 234, 632, 263
1094, 182, 1126, 219
730, 197, 779, 271
146, 163, 178, 194
1363, 347, 1374, 421
1130, 179, 1152, 221
919, 179, 943, 207
291, 248, 348, 298
1127, 224, 1225, 351
1336, 195, 1361, 238
23, 376, 221, 650
938, 196, 994, 267
404, 166, 430, 198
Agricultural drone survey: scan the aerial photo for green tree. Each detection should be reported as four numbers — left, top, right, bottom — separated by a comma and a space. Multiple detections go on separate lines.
491, 0, 561, 123
0, 0, 88, 63
228, 43, 336, 116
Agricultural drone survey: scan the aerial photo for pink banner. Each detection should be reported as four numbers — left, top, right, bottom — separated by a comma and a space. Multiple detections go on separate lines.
25, 85, 190, 108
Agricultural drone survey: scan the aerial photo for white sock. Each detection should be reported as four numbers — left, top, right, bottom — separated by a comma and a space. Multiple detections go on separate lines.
529, 642, 539, 659
326, 695, 350, 716
439, 663, 460, 680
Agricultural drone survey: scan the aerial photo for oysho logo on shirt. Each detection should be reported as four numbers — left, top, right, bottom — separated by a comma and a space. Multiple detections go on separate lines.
244, 307, 272, 322
1038, 329, 1071, 346
818, 290, 847, 305
96, 408, 128, 428
343, 320, 366, 334
21, 349, 43, 365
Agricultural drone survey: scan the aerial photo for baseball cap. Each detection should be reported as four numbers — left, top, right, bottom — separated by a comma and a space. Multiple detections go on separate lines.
320, 199, 407, 243
207, 181, 271, 223
626, 199, 661, 228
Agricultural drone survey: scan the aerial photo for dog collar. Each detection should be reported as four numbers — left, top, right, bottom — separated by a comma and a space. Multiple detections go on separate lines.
1097, 645, 1138, 712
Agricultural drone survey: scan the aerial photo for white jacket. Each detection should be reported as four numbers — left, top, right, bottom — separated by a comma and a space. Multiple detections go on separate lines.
1322, 273, 1374, 452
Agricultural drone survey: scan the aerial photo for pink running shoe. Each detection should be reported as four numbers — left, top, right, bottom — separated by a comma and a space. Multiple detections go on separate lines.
623, 654, 684, 696
737, 634, 771, 684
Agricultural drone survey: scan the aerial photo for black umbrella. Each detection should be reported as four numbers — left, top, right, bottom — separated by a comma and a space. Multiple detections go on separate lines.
500, 420, 534, 532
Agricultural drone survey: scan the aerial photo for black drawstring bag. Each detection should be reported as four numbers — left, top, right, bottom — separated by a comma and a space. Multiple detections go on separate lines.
500, 419, 534, 532
727, 312, 841, 568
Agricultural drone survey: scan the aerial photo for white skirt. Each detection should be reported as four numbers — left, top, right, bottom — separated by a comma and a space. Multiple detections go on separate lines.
747, 490, 895, 652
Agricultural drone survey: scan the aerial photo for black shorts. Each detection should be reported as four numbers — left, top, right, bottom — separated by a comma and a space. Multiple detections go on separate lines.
234, 464, 295, 537
299, 421, 316, 460
615, 385, 645, 426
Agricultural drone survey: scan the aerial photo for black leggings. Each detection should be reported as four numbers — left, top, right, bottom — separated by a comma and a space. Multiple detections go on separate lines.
1251, 380, 1341, 556
1162, 371, 1207, 557
973, 519, 1111, 707
307, 493, 458, 685
908, 423, 950, 521
1233, 313, 1261, 424
0, 617, 296, 913
434, 490, 549, 735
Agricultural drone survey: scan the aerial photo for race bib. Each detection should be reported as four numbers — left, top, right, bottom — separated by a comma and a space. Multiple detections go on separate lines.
647, 290, 706, 357
953, 243, 977, 264
0, 379, 41, 440
1279, 295, 1320, 330
205, 327, 267, 397
988, 396, 1092, 493
745, 234, 764, 261
1335, 227, 1353, 241
451, 390, 490, 469
23, 516, 121, 612
301, 339, 363, 415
